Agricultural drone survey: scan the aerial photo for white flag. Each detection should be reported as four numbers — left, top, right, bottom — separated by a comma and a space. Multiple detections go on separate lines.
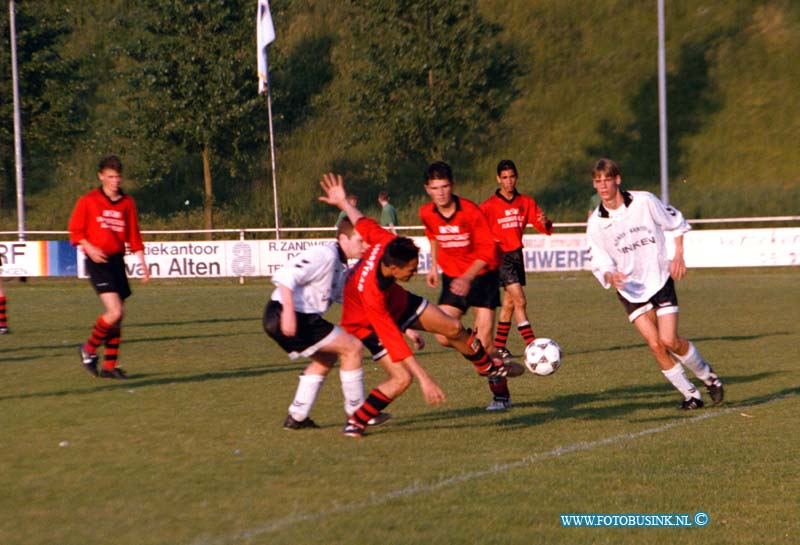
257, 0, 276, 94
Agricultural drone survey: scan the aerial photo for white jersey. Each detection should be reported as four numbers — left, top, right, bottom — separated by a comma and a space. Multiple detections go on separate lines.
270, 243, 348, 314
587, 190, 691, 303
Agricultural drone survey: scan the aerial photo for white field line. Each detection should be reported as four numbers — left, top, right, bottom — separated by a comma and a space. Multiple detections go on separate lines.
193, 394, 794, 545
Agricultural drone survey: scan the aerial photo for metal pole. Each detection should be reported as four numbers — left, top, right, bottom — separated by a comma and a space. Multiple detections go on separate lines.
657, 0, 669, 204
265, 79, 280, 241
9, 0, 26, 240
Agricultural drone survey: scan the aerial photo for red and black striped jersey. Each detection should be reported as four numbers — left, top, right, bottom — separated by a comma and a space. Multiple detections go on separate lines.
480, 190, 552, 252
68, 188, 144, 255
340, 218, 414, 363
419, 195, 499, 277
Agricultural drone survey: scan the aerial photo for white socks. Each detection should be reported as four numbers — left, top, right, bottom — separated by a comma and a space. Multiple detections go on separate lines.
288, 368, 365, 421
671, 342, 712, 383
288, 373, 325, 421
662, 363, 700, 400
339, 368, 365, 417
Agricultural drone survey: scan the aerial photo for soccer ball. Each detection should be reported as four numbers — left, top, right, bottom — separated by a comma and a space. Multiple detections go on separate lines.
524, 338, 562, 376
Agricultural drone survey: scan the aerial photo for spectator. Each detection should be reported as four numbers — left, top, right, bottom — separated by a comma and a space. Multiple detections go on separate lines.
378, 190, 399, 234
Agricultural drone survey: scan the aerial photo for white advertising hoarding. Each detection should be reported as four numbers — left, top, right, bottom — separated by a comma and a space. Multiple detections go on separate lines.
62, 227, 799, 279
683, 228, 800, 267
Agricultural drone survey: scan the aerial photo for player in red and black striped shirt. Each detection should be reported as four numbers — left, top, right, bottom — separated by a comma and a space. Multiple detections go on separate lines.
480, 159, 552, 362
320, 173, 523, 438
420, 161, 515, 411
0, 278, 8, 334
68, 155, 149, 379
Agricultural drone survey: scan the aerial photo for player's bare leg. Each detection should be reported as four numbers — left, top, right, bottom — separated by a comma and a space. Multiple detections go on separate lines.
504, 282, 529, 325
342, 354, 435, 438
505, 282, 537, 345
658, 312, 724, 405
472, 307, 496, 354
633, 310, 702, 408
99, 292, 124, 326
432, 304, 499, 357
654, 312, 689, 355
431, 304, 464, 348
412, 304, 523, 378
373, 354, 414, 399
496, 282, 535, 357
494, 290, 515, 356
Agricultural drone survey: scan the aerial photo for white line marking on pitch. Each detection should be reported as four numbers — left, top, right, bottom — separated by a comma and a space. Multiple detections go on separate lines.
193, 395, 792, 545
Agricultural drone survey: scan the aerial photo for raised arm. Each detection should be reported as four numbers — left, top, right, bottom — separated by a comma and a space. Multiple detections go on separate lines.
319, 173, 365, 225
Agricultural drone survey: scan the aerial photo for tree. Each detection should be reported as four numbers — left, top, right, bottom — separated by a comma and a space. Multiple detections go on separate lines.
0, 2, 89, 208
347, 0, 516, 177
121, 0, 267, 235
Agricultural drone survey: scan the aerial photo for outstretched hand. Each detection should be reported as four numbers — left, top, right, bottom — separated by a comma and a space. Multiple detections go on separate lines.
318, 173, 347, 209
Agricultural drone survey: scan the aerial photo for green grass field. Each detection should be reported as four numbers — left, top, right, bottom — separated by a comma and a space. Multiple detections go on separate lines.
1, 268, 798, 545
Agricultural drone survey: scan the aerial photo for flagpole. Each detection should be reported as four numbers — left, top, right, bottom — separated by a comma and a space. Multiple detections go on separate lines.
657, 0, 669, 205
9, 0, 26, 241
265, 74, 281, 241
257, 0, 279, 240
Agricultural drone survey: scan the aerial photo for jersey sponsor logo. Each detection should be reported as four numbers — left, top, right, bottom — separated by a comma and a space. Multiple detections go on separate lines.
438, 225, 461, 234
357, 243, 382, 292
619, 236, 656, 254
498, 215, 522, 228
437, 232, 471, 248
504, 208, 519, 216
96, 210, 126, 233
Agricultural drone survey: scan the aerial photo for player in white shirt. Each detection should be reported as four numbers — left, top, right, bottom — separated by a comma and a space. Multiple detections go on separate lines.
263, 219, 389, 429
586, 158, 724, 410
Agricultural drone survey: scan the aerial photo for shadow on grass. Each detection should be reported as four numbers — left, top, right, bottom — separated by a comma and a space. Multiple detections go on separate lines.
0, 331, 265, 359
129, 317, 260, 328
0, 363, 305, 402
396, 371, 787, 432
4, 329, 783, 361
11, 317, 262, 337
567, 332, 791, 356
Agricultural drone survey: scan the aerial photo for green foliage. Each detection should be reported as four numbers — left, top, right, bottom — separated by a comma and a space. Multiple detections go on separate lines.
1, 0, 799, 230
119, 0, 266, 214
0, 2, 89, 208
346, 0, 517, 180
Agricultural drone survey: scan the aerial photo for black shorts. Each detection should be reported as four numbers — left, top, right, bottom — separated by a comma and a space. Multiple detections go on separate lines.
86, 254, 131, 300
262, 300, 339, 359
618, 277, 679, 322
438, 269, 500, 312
360, 292, 428, 361
498, 249, 526, 287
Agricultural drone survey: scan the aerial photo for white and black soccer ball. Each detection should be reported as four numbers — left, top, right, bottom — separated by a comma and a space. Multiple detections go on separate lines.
524, 338, 562, 376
